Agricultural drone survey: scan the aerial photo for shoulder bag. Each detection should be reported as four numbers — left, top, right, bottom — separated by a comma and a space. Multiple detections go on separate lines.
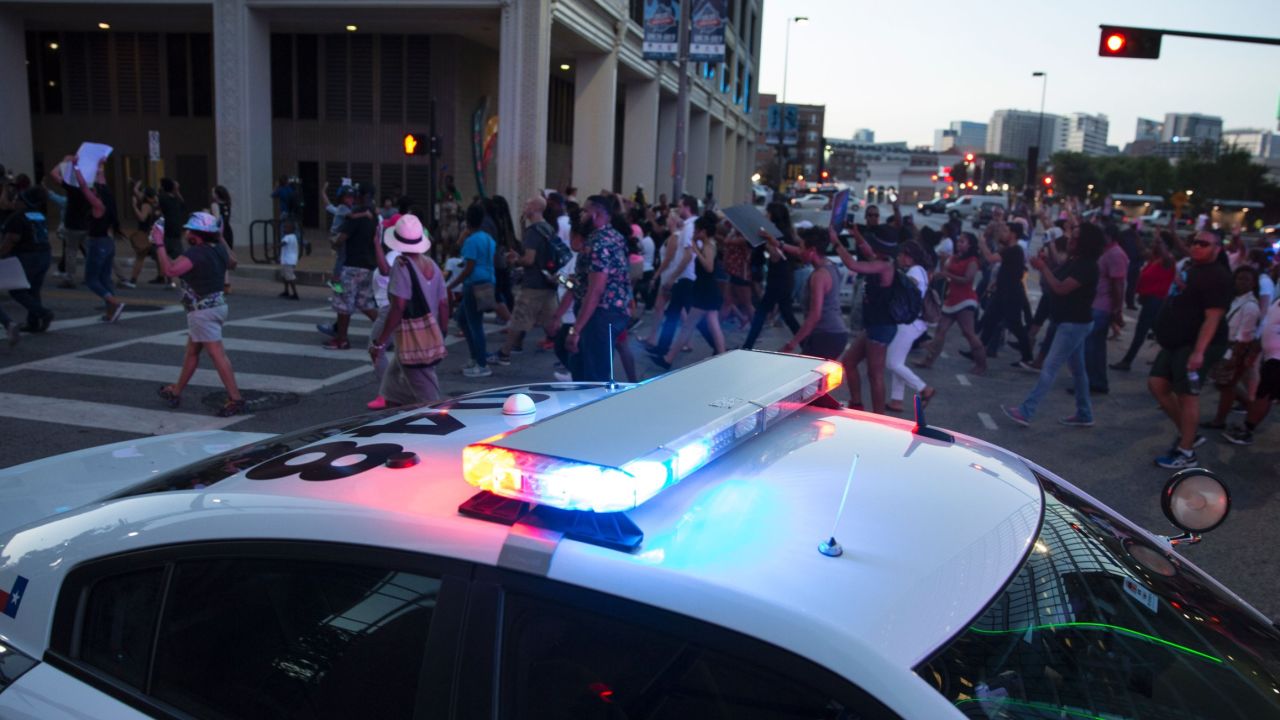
397, 257, 448, 368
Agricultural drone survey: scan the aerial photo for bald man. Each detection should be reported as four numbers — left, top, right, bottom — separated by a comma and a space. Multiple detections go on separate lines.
496, 195, 559, 363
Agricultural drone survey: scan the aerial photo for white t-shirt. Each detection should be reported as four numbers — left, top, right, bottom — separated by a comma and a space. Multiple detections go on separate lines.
677, 216, 697, 282
556, 214, 571, 245
935, 237, 954, 258
640, 234, 656, 271
443, 256, 464, 285
905, 264, 929, 332
1226, 294, 1260, 343
374, 249, 402, 309
1258, 273, 1275, 308
280, 233, 299, 266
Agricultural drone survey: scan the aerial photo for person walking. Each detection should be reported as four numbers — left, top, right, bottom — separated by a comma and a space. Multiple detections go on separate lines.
741, 201, 801, 350
566, 195, 632, 381
780, 227, 848, 361
652, 211, 725, 370
0, 187, 55, 332
915, 232, 986, 375
831, 223, 896, 413
977, 222, 1034, 369
211, 185, 234, 292
73, 161, 126, 322
496, 195, 558, 364
651, 195, 701, 356
369, 214, 450, 405
56, 155, 91, 288
1201, 266, 1261, 431
322, 191, 380, 350
153, 212, 245, 417
446, 204, 497, 377
1082, 223, 1128, 393
1148, 230, 1233, 468
1001, 222, 1104, 429
884, 240, 935, 412
157, 178, 186, 275
1221, 292, 1280, 445
124, 181, 162, 287
1111, 232, 1176, 371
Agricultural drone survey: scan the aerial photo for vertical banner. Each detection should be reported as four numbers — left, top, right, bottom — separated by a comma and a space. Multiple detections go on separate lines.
689, 0, 727, 62
782, 105, 799, 146
642, 0, 680, 61
765, 105, 781, 145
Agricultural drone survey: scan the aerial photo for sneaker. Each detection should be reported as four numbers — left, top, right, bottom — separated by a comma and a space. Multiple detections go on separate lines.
119, 280, 137, 289
553, 370, 573, 382
1058, 414, 1095, 427
493, 353, 512, 366
108, 303, 126, 323
463, 365, 493, 378
366, 396, 388, 410
1155, 448, 1198, 469
1001, 405, 1030, 427
1221, 427, 1254, 445
316, 323, 336, 337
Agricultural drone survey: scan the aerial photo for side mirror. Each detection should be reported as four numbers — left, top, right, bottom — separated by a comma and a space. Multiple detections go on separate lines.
1160, 468, 1231, 545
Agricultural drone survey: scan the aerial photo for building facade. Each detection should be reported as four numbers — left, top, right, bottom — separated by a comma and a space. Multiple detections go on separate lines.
1, 0, 762, 243
753, 93, 824, 183
934, 121, 986, 153
1135, 117, 1163, 143
1161, 113, 1222, 145
852, 128, 875, 143
1222, 128, 1277, 160
1064, 113, 1109, 156
986, 109, 1066, 160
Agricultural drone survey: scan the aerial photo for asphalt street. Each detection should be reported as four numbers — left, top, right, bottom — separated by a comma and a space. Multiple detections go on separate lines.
1, 247, 1277, 620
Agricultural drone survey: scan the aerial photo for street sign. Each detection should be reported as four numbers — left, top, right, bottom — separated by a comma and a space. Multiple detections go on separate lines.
765, 105, 781, 145
147, 131, 160, 162
782, 105, 799, 146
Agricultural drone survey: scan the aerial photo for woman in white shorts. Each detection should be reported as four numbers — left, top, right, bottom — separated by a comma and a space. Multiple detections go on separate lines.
153, 212, 246, 416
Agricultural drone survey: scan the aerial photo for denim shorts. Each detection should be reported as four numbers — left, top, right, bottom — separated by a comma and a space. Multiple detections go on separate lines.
864, 323, 898, 345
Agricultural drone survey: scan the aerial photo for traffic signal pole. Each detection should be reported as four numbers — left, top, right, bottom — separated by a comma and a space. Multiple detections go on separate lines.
1099, 25, 1280, 60
671, 0, 691, 200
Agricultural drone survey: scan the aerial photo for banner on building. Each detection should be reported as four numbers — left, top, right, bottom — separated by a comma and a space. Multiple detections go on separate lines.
765, 104, 781, 145
689, 0, 726, 62
782, 105, 799, 146
643, 0, 680, 61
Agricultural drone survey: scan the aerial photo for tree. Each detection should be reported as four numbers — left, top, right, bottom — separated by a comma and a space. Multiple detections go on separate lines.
1049, 152, 1094, 198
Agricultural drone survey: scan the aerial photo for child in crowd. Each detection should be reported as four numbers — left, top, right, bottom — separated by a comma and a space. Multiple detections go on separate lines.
279, 221, 299, 299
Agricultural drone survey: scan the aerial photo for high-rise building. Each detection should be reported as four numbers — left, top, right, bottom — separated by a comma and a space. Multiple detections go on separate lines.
1161, 113, 1223, 145
1222, 128, 1277, 160
1065, 113, 1109, 156
1135, 118, 1163, 143
943, 121, 986, 152
987, 110, 1066, 160
853, 128, 875, 143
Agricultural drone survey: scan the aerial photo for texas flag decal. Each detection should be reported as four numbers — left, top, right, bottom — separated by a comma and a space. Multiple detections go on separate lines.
0, 575, 29, 618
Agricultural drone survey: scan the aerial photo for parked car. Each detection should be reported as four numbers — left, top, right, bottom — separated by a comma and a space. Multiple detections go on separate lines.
971, 201, 1007, 228
945, 194, 1008, 220
917, 198, 949, 215
791, 193, 832, 210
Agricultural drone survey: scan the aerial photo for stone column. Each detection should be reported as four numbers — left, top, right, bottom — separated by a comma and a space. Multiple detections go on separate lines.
213, 0, 271, 249
707, 119, 725, 205
686, 109, 709, 202
0, 13, 34, 177
497, 0, 549, 204
572, 49, 618, 195
738, 136, 750, 205
621, 78, 659, 200
721, 130, 737, 205
656, 94, 677, 200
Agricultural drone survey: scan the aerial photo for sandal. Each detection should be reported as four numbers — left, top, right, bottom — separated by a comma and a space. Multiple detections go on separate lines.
216, 398, 246, 417
157, 385, 181, 408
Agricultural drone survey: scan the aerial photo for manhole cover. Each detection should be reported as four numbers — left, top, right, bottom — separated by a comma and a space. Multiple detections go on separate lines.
201, 389, 300, 413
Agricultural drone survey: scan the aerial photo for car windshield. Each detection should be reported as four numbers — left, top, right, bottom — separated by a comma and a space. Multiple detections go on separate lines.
917, 470, 1280, 719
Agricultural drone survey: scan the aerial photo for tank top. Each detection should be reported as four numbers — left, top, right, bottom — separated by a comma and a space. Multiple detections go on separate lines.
861, 268, 894, 326
808, 259, 846, 334
943, 256, 979, 307
693, 240, 716, 294
137, 201, 158, 232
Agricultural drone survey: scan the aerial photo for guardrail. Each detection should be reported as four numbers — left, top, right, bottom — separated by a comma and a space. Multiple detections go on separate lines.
248, 219, 279, 264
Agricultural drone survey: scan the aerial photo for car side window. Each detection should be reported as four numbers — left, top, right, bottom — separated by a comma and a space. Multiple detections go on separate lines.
500, 592, 880, 719
79, 568, 166, 690
150, 558, 441, 720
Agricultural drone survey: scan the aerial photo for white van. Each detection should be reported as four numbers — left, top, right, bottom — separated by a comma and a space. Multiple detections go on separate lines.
944, 194, 1009, 219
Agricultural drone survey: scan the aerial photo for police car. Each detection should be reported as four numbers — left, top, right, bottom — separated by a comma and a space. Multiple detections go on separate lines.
0, 351, 1276, 719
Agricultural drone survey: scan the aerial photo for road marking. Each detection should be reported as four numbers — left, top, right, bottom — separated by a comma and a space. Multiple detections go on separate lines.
977, 412, 997, 430
956, 374, 971, 386
29, 356, 330, 394
48, 304, 186, 331
0, 392, 247, 435
143, 334, 377, 360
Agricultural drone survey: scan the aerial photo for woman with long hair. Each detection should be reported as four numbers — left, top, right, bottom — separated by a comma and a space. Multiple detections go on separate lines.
831, 224, 897, 413
915, 232, 987, 375
885, 239, 936, 411
124, 181, 162, 287
211, 185, 233, 292
742, 201, 801, 349
780, 227, 848, 361
1002, 222, 1105, 428
1111, 230, 1176, 371
483, 195, 516, 322
653, 211, 726, 370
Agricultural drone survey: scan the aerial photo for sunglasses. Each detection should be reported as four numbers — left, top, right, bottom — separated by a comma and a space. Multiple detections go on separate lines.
1190, 240, 1216, 248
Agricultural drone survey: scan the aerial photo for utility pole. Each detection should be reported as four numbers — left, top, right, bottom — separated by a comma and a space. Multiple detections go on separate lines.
671, 0, 691, 200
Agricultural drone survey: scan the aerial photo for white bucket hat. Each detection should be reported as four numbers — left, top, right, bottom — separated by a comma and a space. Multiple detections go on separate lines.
383, 214, 431, 254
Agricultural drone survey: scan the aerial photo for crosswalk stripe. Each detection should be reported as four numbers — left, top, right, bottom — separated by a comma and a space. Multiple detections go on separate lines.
977, 412, 998, 430
229, 319, 371, 336
49, 305, 186, 331
29, 356, 329, 394
142, 334, 372, 360
0, 392, 247, 435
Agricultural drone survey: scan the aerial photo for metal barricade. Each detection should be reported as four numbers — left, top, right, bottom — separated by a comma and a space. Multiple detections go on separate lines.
248, 219, 279, 264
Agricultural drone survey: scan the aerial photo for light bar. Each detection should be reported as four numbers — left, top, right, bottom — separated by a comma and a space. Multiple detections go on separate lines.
462, 352, 843, 513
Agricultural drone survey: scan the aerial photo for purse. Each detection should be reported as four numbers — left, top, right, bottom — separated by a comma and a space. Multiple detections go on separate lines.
469, 282, 497, 313
396, 257, 448, 368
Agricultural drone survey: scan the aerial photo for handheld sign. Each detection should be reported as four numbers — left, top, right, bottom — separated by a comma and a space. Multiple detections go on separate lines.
829, 189, 851, 230
722, 204, 784, 248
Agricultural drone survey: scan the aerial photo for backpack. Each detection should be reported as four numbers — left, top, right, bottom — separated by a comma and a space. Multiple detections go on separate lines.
24, 212, 50, 248
540, 222, 573, 274
887, 268, 924, 324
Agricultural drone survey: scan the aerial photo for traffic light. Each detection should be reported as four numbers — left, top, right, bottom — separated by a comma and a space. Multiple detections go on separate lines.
1098, 26, 1162, 59
403, 133, 422, 156
964, 153, 975, 163
820, 170, 830, 181
1043, 176, 1053, 186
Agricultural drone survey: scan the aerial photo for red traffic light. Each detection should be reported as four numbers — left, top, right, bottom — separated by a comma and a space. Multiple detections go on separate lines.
964, 153, 975, 163
1043, 176, 1054, 186
820, 170, 830, 180
1098, 25, 1161, 59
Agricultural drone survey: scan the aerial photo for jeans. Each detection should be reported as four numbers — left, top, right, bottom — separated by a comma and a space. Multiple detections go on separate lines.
742, 271, 800, 349
10, 249, 52, 326
1119, 295, 1162, 365
1019, 320, 1092, 422
575, 308, 629, 382
459, 286, 487, 366
84, 236, 116, 300
981, 290, 1032, 361
1084, 307, 1111, 392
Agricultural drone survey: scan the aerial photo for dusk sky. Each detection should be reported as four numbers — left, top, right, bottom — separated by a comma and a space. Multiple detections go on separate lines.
758, 0, 1280, 149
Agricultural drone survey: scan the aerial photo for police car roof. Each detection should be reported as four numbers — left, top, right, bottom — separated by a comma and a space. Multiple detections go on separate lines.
1, 376, 1041, 692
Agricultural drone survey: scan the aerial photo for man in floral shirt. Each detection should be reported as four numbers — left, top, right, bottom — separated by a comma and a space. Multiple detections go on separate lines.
567, 195, 632, 381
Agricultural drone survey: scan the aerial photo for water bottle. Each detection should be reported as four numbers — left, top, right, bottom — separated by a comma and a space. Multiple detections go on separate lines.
1187, 370, 1201, 395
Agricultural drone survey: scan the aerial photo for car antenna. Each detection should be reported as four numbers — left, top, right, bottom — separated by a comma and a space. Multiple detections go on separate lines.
607, 324, 617, 389
819, 452, 858, 557
912, 393, 953, 443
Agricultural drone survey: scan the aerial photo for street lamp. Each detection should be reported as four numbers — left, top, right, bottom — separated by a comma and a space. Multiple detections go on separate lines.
1029, 71, 1048, 204
777, 16, 808, 186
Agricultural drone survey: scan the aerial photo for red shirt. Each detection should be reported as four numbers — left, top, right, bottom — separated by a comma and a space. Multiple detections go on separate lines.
1135, 260, 1175, 298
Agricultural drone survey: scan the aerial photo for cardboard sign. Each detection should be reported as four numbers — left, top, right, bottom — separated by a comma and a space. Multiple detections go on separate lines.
722, 203, 783, 247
